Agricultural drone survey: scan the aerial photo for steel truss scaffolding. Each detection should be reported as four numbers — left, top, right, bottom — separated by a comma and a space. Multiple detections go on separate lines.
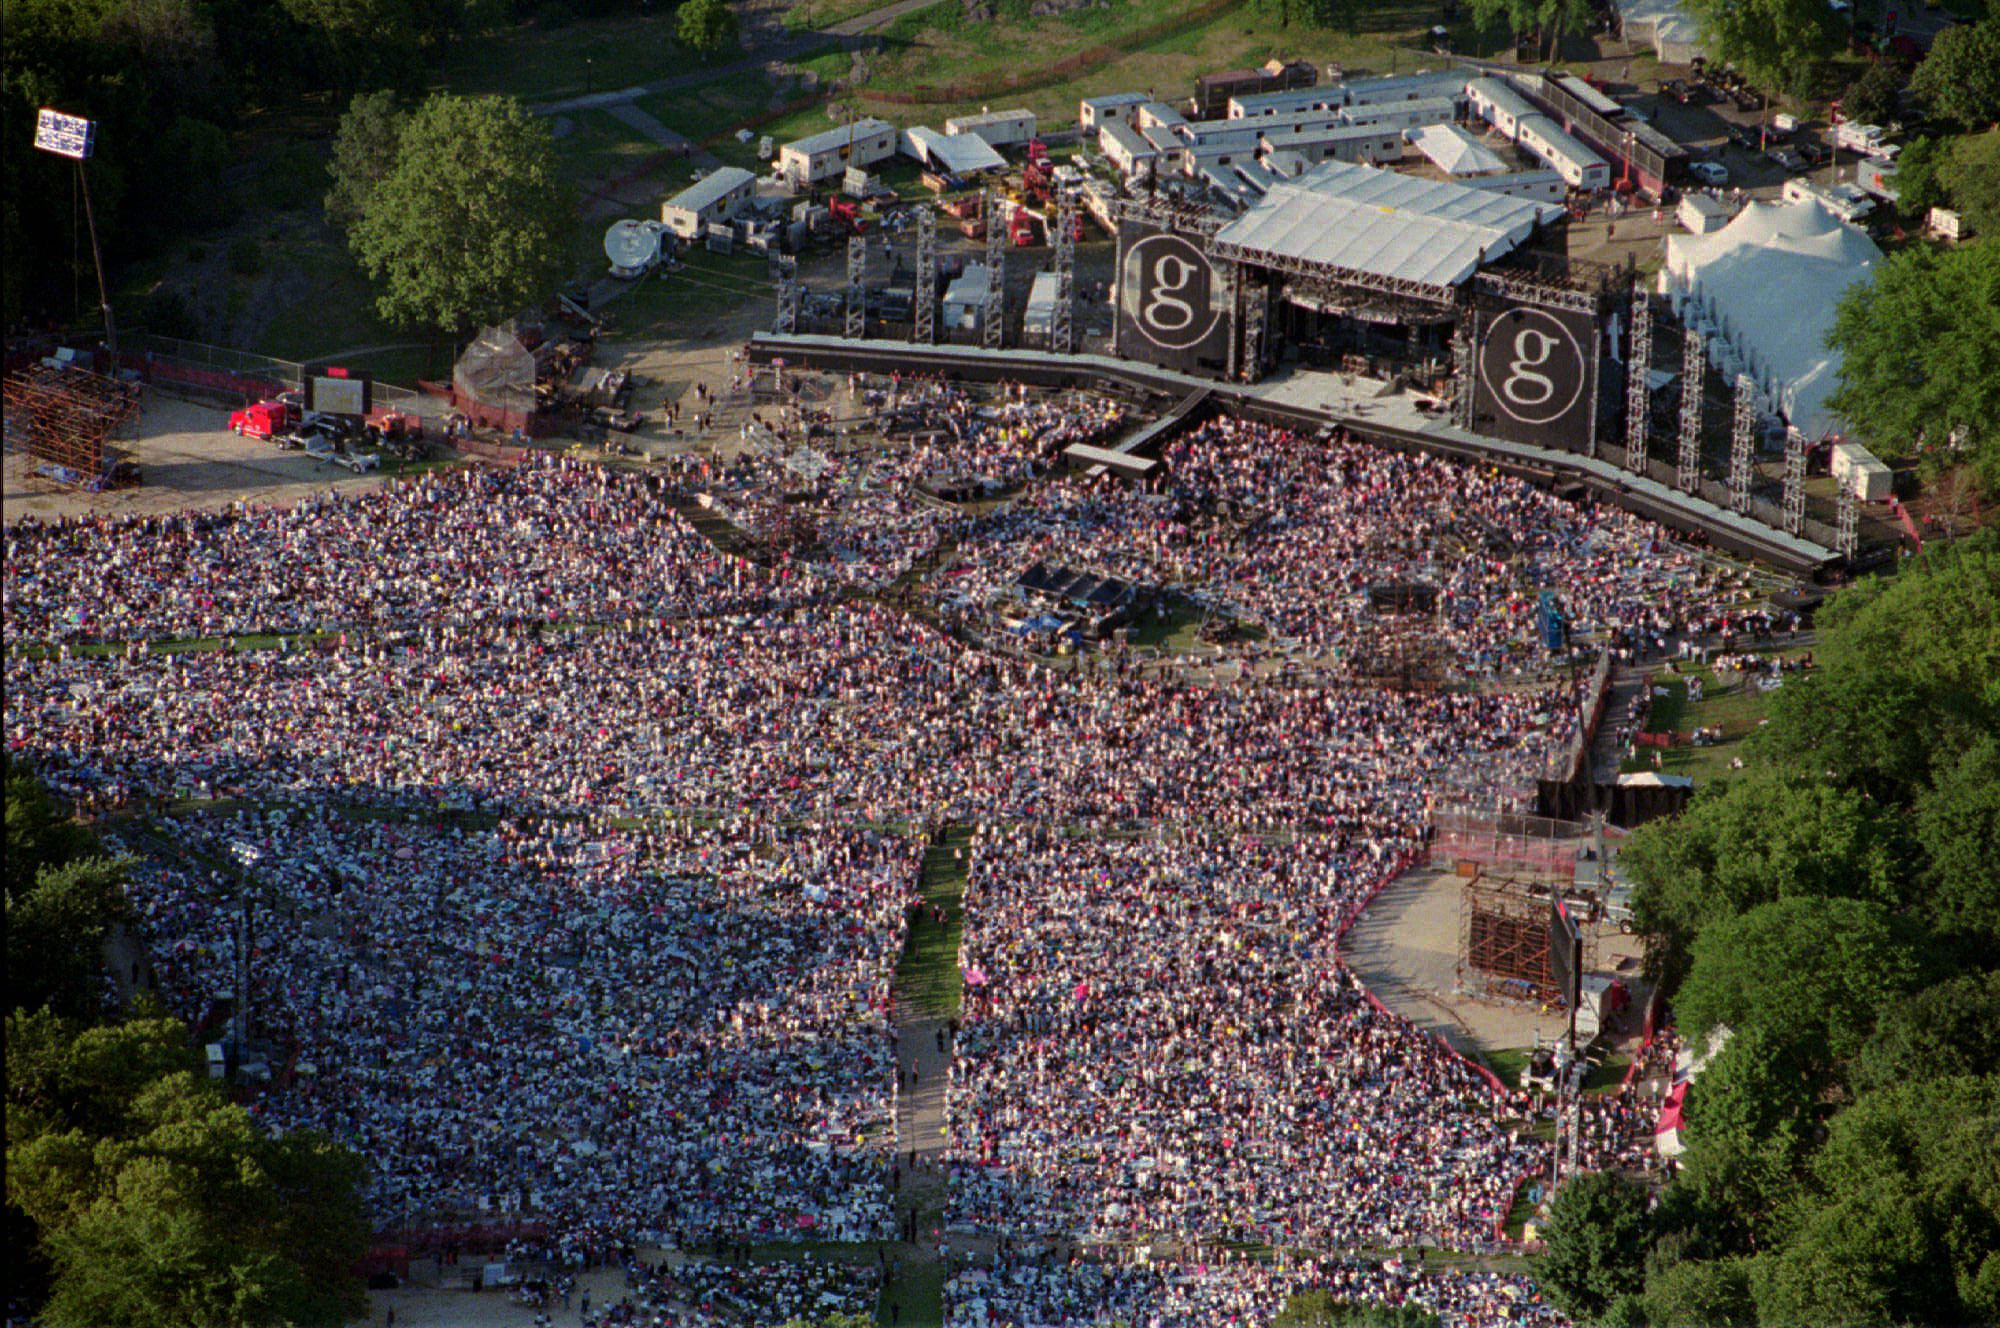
983, 191, 1006, 350
1729, 374, 1756, 514
774, 256, 800, 335
1836, 482, 1859, 557
1625, 288, 1651, 472
3, 364, 141, 483
1677, 324, 1704, 493
1052, 185, 1076, 355
913, 206, 937, 345
1241, 271, 1267, 382
845, 236, 866, 340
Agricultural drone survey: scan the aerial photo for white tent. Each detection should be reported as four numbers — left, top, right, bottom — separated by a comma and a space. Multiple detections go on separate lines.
1405, 123, 1508, 176
1662, 199, 1882, 441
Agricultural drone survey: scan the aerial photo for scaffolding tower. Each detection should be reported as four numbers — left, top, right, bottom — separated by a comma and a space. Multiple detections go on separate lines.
1677, 324, 1705, 493
1052, 185, 1076, 355
774, 256, 799, 335
1452, 314, 1477, 430
914, 206, 937, 345
845, 235, 866, 340
1783, 431, 1807, 536
1836, 482, 1859, 557
983, 191, 1006, 350
1729, 374, 1756, 514
1625, 288, 1651, 473
3, 364, 141, 483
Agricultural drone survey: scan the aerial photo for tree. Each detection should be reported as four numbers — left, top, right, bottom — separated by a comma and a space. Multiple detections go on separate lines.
1911, 737, 2000, 954
5, 756, 92, 899
349, 93, 575, 335
1273, 1290, 1442, 1327
1681, 0, 1842, 96
1751, 1075, 2000, 1328
676, 0, 738, 58
1673, 897, 1929, 1061
1644, 1257, 1756, 1328
1620, 768, 1914, 988
325, 89, 404, 228
1852, 971, 2000, 1095
1908, 20, 2000, 130
1826, 240, 2000, 492
9, 1069, 368, 1328
1842, 57, 1902, 129
1675, 1027, 1821, 1232
278, 0, 423, 90
1891, 135, 1947, 217
1255, 0, 1364, 31
6, 856, 133, 1020
1531, 1170, 1651, 1322
1937, 128, 2000, 238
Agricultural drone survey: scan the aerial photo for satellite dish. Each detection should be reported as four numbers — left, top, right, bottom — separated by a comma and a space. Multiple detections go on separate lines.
603, 219, 663, 271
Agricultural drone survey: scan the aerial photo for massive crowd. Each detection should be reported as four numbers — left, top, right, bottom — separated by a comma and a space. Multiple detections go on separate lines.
0, 400, 1741, 1324
946, 1253, 1569, 1328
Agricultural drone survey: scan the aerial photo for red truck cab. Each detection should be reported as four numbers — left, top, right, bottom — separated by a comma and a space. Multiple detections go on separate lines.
230, 399, 298, 439
365, 407, 423, 442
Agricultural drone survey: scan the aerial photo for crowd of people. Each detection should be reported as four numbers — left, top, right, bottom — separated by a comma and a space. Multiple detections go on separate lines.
947, 826, 1535, 1249
113, 813, 916, 1245
933, 417, 1760, 678
946, 1252, 1569, 1328
0, 394, 1753, 1324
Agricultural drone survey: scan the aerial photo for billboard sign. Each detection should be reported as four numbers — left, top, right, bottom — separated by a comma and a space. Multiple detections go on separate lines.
35, 109, 96, 160
1115, 223, 1230, 373
1472, 303, 1599, 454
305, 370, 371, 417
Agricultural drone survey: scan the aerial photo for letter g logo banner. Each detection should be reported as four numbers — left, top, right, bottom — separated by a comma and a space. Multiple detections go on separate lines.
1122, 233, 1219, 351
1477, 307, 1585, 427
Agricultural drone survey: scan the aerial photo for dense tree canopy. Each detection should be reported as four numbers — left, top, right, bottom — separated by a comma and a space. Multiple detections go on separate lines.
1681, 0, 1842, 96
676, 0, 738, 57
1621, 769, 1913, 986
1532, 1171, 1652, 1322
1826, 240, 2000, 493
1908, 20, 2000, 131
1850, 970, 2000, 1095
347, 92, 575, 334
325, 89, 406, 227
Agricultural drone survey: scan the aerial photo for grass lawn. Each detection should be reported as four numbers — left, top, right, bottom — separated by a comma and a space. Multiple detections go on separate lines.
857, 0, 1494, 129
1482, 1045, 1532, 1093
601, 247, 774, 340
1623, 651, 1807, 785
1583, 1050, 1632, 1095
431, 14, 711, 104
880, 1253, 946, 1328
1130, 599, 1212, 653
897, 826, 971, 1021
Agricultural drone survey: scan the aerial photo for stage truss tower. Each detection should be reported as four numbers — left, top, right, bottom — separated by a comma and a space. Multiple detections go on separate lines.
1625, 288, 1651, 472
1677, 325, 1704, 494
983, 191, 1006, 350
845, 235, 866, 340
1837, 483, 1859, 557
914, 207, 937, 345
774, 256, 799, 335
1783, 432, 1807, 536
1729, 374, 1756, 514
1052, 185, 1076, 355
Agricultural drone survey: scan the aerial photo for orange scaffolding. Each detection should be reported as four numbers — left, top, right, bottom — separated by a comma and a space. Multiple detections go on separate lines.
3, 363, 141, 485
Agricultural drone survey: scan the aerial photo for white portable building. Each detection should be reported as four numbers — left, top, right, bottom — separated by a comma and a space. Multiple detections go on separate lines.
1832, 443, 1893, 501
1097, 119, 1160, 179
777, 119, 898, 188
1021, 270, 1062, 342
1080, 93, 1149, 130
1455, 169, 1566, 203
1516, 114, 1608, 189
945, 108, 1037, 148
1677, 192, 1730, 234
942, 263, 991, 332
661, 166, 756, 239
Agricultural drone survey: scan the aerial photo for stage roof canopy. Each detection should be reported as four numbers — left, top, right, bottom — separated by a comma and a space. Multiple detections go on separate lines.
1211, 160, 1564, 290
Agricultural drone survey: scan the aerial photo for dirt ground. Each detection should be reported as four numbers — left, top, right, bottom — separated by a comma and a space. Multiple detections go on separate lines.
1341, 865, 1648, 1076
3, 394, 400, 525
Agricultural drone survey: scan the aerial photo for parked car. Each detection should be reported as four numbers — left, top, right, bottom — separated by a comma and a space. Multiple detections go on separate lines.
1767, 145, 1810, 172
1689, 160, 1730, 186
1798, 141, 1829, 168
328, 448, 380, 474
1726, 123, 1759, 151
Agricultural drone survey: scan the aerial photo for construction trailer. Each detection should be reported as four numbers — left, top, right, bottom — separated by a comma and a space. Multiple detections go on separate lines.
1080, 92, 1150, 130
661, 167, 757, 240
945, 109, 1037, 149
776, 119, 898, 188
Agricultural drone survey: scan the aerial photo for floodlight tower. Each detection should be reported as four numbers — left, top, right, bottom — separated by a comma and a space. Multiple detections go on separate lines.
845, 235, 866, 340
33, 108, 114, 360
983, 190, 1006, 350
1052, 184, 1076, 355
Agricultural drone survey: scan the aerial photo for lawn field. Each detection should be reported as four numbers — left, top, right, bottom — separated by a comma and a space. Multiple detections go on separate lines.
1624, 650, 1810, 785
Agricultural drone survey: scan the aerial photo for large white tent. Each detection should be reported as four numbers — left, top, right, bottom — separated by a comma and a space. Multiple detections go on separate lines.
1662, 198, 1882, 441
